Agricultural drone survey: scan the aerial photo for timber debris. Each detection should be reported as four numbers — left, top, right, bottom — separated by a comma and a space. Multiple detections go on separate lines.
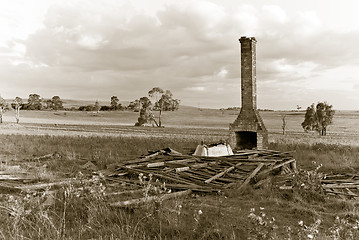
4, 148, 359, 208
103, 148, 297, 194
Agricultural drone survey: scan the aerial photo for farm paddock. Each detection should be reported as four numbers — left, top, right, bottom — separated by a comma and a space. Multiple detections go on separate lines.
0, 110, 359, 239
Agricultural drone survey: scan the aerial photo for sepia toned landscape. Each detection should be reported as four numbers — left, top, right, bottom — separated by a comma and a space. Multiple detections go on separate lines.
1, 0, 359, 239
0, 105, 358, 239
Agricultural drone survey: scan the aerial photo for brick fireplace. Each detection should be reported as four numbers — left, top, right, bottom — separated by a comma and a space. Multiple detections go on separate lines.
229, 36, 268, 150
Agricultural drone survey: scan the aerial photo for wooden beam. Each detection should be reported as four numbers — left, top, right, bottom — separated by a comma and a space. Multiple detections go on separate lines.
123, 167, 198, 186
257, 159, 296, 177
205, 163, 243, 184
231, 163, 264, 190
322, 184, 359, 189
147, 162, 165, 168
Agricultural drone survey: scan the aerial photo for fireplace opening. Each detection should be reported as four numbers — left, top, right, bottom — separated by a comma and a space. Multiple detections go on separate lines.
235, 131, 257, 150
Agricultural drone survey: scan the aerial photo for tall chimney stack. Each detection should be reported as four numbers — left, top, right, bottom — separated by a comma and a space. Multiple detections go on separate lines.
229, 36, 268, 150
240, 36, 257, 111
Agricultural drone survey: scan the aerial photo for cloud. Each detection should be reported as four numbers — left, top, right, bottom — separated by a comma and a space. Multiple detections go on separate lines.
1, 0, 359, 109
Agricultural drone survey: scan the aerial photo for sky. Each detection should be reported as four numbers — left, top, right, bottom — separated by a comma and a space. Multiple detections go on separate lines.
1, 0, 359, 110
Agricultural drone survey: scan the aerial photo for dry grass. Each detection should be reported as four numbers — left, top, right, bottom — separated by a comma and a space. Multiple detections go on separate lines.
0, 109, 358, 239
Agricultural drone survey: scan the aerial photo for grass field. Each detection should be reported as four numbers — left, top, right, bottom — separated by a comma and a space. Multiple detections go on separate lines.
0, 107, 358, 239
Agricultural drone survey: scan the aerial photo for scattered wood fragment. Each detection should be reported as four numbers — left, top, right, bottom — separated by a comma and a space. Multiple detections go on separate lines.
233, 163, 264, 191
205, 162, 243, 184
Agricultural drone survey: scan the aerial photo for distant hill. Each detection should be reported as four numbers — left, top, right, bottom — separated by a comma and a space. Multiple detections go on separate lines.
61, 99, 108, 108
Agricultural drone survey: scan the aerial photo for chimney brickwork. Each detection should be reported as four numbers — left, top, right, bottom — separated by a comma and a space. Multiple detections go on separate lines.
229, 37, 268, 150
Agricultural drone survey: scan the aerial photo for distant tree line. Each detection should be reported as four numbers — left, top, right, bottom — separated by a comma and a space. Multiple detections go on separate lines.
0, 90, 180, 116
13, 94, 65, 111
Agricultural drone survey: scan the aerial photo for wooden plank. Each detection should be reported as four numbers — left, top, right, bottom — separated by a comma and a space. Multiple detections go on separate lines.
322, 184, 359, 189
224, 159, 279, 163
345, 188, 358, 200
175, 167, 190, 173
327, 188, 346, 199
230, 163, 264, 190
166, 159, 197, 165
257, 159, 296, 177
190, 163, 209, 169
110, 190, 192, 208
179, 172, 215, 184
205, 163, 243, 184
123, 167, 197, 186
325, 190, 357, 197
147, 162, 165, 168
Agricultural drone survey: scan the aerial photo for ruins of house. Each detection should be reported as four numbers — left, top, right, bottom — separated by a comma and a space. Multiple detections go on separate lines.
229, 36, 268, 150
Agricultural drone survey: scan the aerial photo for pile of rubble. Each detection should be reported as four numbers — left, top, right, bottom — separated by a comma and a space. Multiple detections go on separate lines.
99, 148, 297, 206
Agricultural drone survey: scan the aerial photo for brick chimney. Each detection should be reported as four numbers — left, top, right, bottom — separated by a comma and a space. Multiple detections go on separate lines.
229, 37, 268, 150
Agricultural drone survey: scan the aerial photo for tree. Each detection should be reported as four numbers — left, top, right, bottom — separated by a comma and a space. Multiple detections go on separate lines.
51, 96, 63, 110
128, 99, 140, 112
159, 90, 180, 111
148, 88, 180, 127
301, 102, 335, 136
168, 98, 180, 111
148, 87, 164, 126
45, 99, 53, 109
135, 97, 151, 126
13, 97, 22, 124
28, 94, 42, 110
110, 96, 119, 110
0, 96, 7, 123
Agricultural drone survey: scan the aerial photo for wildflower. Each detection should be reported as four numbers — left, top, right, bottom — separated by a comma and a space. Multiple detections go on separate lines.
248, 213, 256, 219
198, 210, 203, 215
258, 217, 265, 226
298, 220, 304, 226
315, 219, 321, 225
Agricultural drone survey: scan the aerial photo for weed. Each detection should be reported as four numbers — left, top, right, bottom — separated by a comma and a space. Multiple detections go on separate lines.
292, 162, 325, 203
247, 207, 278, 239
